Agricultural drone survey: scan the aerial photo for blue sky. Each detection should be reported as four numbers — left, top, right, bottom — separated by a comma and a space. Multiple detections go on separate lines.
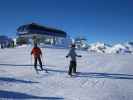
0, 0, 133, 44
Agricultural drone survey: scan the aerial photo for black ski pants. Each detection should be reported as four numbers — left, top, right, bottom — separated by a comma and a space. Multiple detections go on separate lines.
34, 57, 43, 70
68, 61, 77, 75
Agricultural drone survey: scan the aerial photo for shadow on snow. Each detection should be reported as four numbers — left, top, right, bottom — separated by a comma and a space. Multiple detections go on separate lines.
0, 77, 39, 83
0, 90, 64, 99
0, 63, 67, 73
0, 63, 133, 80
76, 72, 133, 80
0, 64, 36, 67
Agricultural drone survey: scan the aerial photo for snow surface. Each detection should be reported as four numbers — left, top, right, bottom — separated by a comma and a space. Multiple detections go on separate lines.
0, 47, 133, 100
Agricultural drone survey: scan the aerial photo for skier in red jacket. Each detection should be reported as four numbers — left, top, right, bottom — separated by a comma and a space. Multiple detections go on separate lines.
31, 43, 43, 71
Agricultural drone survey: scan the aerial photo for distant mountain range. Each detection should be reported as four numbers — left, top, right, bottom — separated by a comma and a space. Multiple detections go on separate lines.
87, 42, 133, 54
6, 36, 133, 54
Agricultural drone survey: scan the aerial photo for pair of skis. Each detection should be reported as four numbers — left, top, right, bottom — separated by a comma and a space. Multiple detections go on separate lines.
31, 56, 48, 74
35, 68, 48, 74
68, 72, 80, 77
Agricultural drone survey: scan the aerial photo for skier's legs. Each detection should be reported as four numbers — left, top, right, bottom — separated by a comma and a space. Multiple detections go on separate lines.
73, 61, 77, 73
38, 57, 43, 70
68, 61, 73, 75
34, 57, 38, 70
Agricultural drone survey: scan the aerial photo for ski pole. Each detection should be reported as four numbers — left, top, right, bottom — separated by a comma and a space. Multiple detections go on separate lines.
42, 48, 46, 66
41, 55, 48, 73
30, 55, 33, 71
41, 55, 44, 67
66, 56, 70, 69
31, 55, 32, 65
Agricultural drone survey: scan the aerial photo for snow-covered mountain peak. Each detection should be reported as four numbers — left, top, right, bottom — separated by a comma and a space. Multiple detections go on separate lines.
88, 42, 133, 54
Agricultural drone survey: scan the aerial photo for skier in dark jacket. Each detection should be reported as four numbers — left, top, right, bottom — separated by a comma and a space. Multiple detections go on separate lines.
31, 43, 43, 71
66, 44, 82, 76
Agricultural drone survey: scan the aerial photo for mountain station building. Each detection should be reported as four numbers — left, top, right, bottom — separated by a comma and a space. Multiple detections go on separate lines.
17, 23, 70, 47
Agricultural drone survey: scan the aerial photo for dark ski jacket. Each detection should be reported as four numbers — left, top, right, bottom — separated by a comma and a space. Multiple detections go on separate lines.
66, 47, 81, 61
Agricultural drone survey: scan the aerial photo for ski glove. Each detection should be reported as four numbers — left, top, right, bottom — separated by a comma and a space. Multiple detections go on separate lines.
77, 55, 82, 57
66, 56, 68, 58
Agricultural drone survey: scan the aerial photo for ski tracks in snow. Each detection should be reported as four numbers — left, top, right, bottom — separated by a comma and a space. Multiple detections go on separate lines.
80, 78, 106, 89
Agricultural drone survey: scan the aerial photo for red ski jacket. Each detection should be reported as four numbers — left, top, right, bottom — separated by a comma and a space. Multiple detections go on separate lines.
31, 47, 42, 58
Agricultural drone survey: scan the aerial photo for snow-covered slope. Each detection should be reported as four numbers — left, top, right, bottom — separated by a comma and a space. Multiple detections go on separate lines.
0, 47, 133, 100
